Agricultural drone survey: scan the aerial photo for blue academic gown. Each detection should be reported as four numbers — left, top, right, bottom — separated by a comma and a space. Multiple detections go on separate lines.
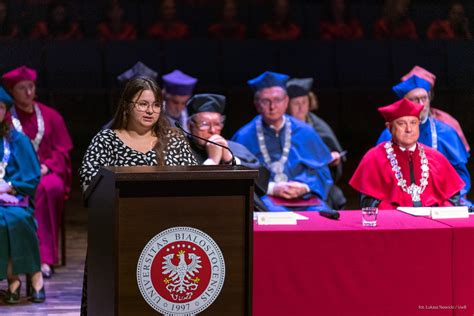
232, 115, 334, 212
377, 117, 471, 196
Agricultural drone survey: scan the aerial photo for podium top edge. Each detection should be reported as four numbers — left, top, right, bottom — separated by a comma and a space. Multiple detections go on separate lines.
100, 165, 259, 181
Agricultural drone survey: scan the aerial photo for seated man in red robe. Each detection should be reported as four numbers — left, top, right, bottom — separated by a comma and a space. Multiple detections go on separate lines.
350, 98, 464, 209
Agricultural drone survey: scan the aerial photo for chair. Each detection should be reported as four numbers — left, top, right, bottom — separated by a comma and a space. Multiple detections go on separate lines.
0, 40, 43, 79
103, 40, 162, 88
220, 39, 279, 87
334, 40, 392, 88
43, 40, 103, 90
278, 40, 336, 88
390, 40, 447, 87
446, 41, 474, 89
162, 39, 220, 87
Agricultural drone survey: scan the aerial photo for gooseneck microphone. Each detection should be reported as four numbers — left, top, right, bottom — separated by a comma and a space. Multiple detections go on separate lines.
319, 209, 341, 220
174, 121, 236, 166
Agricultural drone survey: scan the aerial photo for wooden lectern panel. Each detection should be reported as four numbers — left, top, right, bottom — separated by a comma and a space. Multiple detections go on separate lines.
86, 166, 256, 316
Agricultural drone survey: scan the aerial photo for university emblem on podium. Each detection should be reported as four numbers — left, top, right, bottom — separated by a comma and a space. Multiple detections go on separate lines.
137, 227, 226, 315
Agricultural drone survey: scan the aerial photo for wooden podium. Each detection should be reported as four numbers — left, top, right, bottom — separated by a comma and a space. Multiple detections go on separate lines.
84, 165, 257, 315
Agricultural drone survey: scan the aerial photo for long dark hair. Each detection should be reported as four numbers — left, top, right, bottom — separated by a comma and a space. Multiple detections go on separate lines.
111, 76, 171, 166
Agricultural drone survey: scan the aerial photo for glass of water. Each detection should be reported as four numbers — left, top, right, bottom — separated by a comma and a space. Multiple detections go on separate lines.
362, 207, 378, 227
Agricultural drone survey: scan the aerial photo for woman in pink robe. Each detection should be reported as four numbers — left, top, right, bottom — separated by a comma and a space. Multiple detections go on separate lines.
2, 65, 73, 278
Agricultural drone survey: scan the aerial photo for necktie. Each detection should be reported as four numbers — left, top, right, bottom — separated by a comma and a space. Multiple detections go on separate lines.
409, 151, 422, 207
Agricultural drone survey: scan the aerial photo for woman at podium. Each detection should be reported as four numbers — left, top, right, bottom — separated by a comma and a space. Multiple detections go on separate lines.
78, 76, 197, 315
79, 76, 197, 191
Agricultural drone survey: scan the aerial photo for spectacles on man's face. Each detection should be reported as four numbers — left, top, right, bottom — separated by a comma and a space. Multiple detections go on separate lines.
258, 96, 286, 107
407, 95, 429, 104
192, 117, 225, 131
131, 101, 161, 113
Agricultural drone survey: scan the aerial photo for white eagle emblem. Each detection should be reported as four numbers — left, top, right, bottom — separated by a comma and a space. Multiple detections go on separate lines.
162, 250, 202, 294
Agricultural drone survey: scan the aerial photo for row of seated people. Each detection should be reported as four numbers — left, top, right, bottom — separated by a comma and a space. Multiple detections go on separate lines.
0, 66, 72, 304
0, 61, 471, 306
0, 0, 472, 40
75, 64, 471, 314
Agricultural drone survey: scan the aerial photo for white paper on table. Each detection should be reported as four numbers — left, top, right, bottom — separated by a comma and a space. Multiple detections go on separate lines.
397, 207, 432, 216
431, 206, 469, 219
255, 212, 308, 225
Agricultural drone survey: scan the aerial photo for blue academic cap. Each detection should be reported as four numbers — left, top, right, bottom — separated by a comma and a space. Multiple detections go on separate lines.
187, 94, 226, 116
117, 61, 158, 83
0, 86, 13, 109
247, 71, 289, 93
162, 70, 197, 96
392, 75, 431, 99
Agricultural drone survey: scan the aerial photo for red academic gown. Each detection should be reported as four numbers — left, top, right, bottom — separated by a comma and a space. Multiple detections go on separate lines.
147, 21, 189, 39
349, 142, 464, 209
8, 102, 73, 265
427, 20, 461, 40
374, 17, 418, 39
97, 22, 137, 41
319, 18, 364, 40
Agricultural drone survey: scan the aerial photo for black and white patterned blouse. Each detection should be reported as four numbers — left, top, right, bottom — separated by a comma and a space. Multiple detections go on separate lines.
79, 129, 197, 190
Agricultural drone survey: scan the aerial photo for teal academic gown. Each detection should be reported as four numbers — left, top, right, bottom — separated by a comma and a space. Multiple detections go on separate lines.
0, 129, 41, 278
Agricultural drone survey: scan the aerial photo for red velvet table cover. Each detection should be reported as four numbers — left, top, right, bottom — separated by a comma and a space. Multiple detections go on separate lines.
253, 210, 454, 316
432, 215, 474, 316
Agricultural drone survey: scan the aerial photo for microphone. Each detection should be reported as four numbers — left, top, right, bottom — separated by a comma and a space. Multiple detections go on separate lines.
319, 209, 340, 220
174, 121, 236, 166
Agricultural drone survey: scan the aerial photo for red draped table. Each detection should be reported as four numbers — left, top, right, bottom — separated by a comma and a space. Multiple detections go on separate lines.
432, 216, 474, 316
253, 210, 458, 316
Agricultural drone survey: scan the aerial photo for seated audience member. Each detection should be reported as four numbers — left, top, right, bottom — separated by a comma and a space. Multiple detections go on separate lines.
401, 65, 470, 152
232, 71, 335, 212
286, 77, 346, 209
319, 0, 363, 40
374, 0, 418, 39
208, 0, 246, 40
0, 86, 44, 304
185, 93, 270, 212
350, 98, 464, 209
30, 0, 83, 40
162, 70, 197, 132
258, 0, 301, 40
427, 1, 472, 40
0, 0, 19, 39
79, 76, 197, 315
97, 1, 136, 41
186, 93, 260, 168
147, 0, 189, 39
377, 75, 471, 204
2, 65, 73, 279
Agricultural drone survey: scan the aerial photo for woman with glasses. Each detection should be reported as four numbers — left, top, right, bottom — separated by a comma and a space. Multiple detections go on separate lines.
79, 76, 197, 314
79, 76, 197, 191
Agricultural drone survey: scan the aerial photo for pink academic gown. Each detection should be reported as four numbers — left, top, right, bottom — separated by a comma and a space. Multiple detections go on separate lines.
10, 102, 73, 265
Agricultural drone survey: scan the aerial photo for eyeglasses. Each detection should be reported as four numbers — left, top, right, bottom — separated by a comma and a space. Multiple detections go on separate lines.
131, 101, 161, 113
192, 118, 225, 131
258, 97, 286, 107
407, 95, 429, 104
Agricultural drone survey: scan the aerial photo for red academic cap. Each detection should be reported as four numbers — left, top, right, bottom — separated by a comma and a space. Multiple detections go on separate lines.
401, 66, 436, 87
2, 65, 37, 90
378, 98, 424, 122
